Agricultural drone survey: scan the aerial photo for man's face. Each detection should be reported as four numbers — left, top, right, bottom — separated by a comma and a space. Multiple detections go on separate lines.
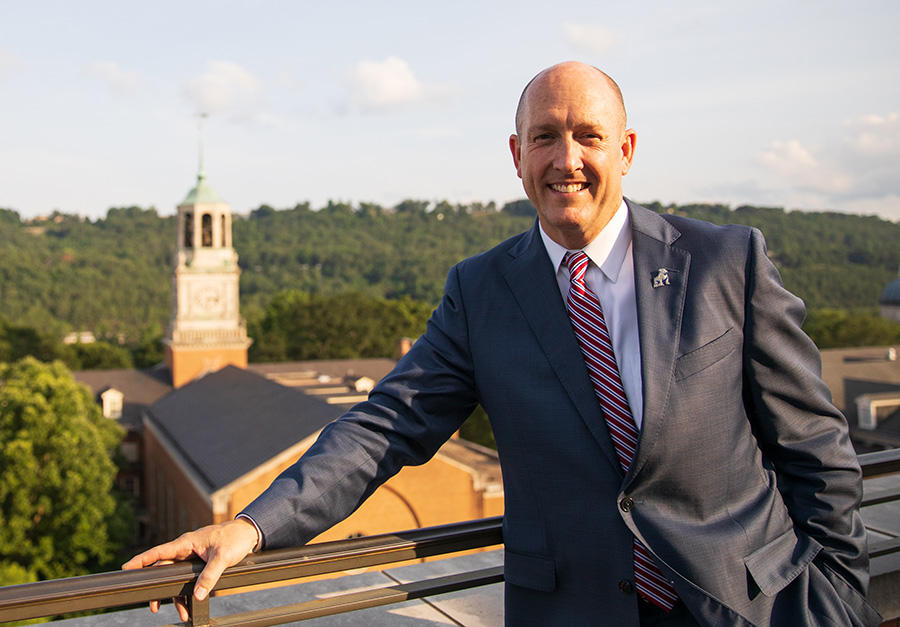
510, 63, 636, 250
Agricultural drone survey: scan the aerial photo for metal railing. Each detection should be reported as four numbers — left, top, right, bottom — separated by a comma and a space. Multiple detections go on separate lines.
0, 449, 898, 627
860, 448, 900, 592
0, 516, 503, 626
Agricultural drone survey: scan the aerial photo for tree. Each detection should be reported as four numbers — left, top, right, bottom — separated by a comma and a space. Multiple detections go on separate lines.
803, 308, 900, 349
62, 341, 134, 370
128, 323, 166, 368
0, 358, 131, 585
249, 290, 432, 362
502, 199, 537, 216
0, 320, 62, 364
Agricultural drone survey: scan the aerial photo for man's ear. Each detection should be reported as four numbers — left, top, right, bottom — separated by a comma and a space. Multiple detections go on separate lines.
620, 129, 637, 176
509, 134, 523, 179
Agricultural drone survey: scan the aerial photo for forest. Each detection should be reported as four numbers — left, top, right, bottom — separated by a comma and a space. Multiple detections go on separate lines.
1, 198, 899, 367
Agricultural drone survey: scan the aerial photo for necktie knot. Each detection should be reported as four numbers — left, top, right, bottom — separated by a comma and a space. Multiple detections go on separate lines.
565, 250, 590, 285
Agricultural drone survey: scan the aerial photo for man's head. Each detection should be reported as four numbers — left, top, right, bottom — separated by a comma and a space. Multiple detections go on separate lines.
510, 62, 636, 250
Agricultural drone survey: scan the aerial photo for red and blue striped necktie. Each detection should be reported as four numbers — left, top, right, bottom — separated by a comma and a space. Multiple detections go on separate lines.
565, 250, 679, 611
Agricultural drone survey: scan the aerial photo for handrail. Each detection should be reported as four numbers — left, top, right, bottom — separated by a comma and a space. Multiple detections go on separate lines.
0, 516, 503, 625
859, 448, 900, 478
193, 566, 504, 627
0, 451, 897, 626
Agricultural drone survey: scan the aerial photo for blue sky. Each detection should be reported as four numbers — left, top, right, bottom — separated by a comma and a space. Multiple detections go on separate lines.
1, 1, 899, 221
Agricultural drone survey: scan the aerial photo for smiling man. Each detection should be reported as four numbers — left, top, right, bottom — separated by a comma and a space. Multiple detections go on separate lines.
511, 63, 634, 250
125, 62, 880, 627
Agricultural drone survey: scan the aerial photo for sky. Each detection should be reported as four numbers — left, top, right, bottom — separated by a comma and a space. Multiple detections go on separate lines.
1, 0, 899, 222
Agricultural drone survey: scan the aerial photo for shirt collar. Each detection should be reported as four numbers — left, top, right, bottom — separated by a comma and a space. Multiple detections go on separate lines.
539, 199, 632, 283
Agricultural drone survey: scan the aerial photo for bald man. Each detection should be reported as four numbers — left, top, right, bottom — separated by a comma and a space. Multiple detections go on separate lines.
126, 63, 880, 627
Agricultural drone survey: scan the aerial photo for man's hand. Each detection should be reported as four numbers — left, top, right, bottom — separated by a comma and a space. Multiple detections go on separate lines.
122, 518, 260, 621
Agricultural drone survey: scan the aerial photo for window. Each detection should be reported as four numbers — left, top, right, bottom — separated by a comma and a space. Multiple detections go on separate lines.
101, 389, 123, 419
201, 213, 213, 247
121, 441, 139, 463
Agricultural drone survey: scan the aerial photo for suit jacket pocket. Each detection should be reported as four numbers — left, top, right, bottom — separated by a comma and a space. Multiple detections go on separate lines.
504, 548, 557, 592
743, 527, 822, 597
810, 558, 882, 627
674, 327, 739, 381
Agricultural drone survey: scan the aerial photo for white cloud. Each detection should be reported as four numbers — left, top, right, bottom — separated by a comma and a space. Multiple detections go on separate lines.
87, 61, 139, 95
0, 50, 22, 80
561, 23, 617, 56
760, 139, 854, 195
181, 61, 262, 118
847, 112, 900, 159
347, 56, 456, 112
759, 112, 900, 204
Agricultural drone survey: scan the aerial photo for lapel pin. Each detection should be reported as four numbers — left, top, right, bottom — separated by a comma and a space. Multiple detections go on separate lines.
652, 268, 671, 288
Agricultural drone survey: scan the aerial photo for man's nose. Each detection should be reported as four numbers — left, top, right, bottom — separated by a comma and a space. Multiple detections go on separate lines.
554, 136, 582, 173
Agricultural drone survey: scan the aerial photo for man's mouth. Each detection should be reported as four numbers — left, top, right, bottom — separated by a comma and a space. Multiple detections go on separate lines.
549, 182, 589, 193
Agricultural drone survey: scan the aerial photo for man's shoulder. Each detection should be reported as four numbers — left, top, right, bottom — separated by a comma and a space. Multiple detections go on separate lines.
629, 201, 756, 248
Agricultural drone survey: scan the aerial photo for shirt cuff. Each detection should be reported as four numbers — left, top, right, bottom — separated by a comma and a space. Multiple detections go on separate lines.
235, 513, 264, 553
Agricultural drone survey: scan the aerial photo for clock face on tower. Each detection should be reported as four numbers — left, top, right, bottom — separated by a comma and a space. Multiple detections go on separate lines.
193, 285, 224, 314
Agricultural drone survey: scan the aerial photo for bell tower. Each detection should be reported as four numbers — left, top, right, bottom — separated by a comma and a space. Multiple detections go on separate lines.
163, 125, 252, 388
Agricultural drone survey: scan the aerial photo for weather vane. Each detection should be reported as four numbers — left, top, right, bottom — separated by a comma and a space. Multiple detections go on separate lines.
197, 112, 208, 181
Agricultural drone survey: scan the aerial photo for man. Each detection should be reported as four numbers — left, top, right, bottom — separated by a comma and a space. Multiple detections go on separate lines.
125, 62, 881, 626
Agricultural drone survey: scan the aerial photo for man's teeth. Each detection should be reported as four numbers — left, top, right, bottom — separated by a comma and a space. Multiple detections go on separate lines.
550, 183, 586, 193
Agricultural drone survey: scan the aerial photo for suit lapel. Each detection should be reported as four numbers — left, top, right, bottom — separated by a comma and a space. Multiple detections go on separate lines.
627, 201, 690, 479
503, 222, 624, 475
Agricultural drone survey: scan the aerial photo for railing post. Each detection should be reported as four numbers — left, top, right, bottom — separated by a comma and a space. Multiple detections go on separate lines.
188, 590, 210, 627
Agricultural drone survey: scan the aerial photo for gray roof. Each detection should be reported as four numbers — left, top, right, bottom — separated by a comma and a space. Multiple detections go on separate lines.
73, 366, 173, 430
146, 366, 343, 493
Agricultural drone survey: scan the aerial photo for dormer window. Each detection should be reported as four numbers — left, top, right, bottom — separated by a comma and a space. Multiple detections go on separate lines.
100, 388, 124, 419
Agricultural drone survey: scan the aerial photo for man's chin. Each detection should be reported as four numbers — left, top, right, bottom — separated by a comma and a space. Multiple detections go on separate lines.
540, 205, 595, 229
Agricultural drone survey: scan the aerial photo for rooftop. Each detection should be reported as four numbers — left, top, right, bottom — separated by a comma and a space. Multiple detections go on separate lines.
180, 174, 225, 206
147, 366, 342, 492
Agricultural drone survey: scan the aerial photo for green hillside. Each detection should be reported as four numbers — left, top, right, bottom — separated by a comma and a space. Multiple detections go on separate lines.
0, 200, 897, 352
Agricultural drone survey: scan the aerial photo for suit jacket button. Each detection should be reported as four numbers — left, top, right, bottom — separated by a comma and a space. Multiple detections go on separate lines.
619, 580, 634, 595
620, 497, 634, 512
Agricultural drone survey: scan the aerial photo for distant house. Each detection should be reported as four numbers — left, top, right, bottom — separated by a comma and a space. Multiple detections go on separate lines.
63, 331, 96, 345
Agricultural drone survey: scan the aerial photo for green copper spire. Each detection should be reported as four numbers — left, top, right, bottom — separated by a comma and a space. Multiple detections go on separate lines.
181, 113, 225, 205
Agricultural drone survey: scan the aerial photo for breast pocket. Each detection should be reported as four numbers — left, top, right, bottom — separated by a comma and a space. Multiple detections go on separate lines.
674, 327, 740, 381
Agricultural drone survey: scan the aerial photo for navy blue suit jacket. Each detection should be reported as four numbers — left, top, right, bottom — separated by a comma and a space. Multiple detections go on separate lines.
243, 201, 880, 626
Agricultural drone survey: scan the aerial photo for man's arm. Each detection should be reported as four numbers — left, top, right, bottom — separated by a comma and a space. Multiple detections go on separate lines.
742, 227, 869, 593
